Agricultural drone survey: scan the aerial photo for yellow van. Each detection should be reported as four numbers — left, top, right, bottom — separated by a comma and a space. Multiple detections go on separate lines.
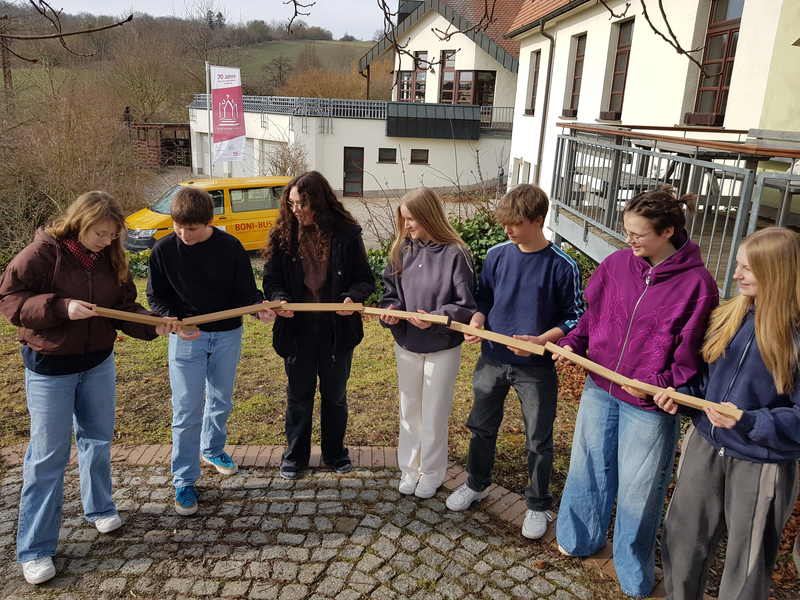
124, 176, 292, 252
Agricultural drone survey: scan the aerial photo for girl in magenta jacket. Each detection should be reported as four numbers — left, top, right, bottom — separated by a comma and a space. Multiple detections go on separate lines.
554, 186, 719, 598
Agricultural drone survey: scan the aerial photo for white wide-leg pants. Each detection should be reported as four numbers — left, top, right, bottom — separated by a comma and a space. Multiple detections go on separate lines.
395, 343, 462, 488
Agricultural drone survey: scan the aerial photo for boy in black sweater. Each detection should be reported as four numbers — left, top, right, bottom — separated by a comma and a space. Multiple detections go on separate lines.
147, 187, 275, 516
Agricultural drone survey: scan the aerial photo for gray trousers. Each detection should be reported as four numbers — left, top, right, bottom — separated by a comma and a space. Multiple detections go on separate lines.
661, 425, 799, 600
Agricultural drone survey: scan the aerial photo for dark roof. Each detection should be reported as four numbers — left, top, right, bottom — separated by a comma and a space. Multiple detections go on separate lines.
507, 0, 592, 38
359, 0, 522, 74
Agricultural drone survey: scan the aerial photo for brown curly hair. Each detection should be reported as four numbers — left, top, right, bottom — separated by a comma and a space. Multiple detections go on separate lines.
261, 171, 358, 261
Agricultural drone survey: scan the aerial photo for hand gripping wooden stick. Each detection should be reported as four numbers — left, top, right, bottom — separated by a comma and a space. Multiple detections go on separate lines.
182, 301, 283, 326
92, 307, 198, 332
361, 306, 450, 325
544, 342, 743, 420
448, 322, 545, 356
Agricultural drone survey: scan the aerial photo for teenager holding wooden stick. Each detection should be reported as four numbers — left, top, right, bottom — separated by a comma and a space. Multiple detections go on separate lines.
379, 188, 477, 498
654, 227, 800, 600
553, 186, 719, 598
0, 192, 180, 585
262, 171, 374, 480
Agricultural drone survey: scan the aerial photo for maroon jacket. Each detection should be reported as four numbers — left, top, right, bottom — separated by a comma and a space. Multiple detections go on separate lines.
0, 228, 158, 355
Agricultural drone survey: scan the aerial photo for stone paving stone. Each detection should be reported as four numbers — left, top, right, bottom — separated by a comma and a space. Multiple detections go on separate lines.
0, 455, 633, 600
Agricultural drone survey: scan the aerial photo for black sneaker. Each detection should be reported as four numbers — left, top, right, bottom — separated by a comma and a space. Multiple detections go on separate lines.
331, 457, 352, 474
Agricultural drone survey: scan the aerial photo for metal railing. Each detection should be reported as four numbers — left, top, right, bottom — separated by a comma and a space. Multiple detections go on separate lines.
549, 131, 770, 298
480, 106, 513, 131
190, 94, 388, 120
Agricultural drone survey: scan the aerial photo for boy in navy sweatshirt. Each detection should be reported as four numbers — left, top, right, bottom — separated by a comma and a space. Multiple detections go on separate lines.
445, 184, 583, 540
147, 187, 275, 516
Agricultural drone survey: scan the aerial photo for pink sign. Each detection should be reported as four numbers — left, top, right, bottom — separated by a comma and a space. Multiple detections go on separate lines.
210, 65, 246, 163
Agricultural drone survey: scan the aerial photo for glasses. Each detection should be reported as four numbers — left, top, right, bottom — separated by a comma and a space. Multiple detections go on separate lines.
289, 201, 304, 210
93, 230, 122, 242
622, 229, 653, 244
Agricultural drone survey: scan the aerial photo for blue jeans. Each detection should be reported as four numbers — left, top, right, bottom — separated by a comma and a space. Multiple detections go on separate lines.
465, 354, 558, 511
17, 353, 118, 563
556, 376, 680, 598
169, 328, 242, 488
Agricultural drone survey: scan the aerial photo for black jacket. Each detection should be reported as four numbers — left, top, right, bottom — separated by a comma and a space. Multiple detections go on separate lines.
263, 224, 375, 358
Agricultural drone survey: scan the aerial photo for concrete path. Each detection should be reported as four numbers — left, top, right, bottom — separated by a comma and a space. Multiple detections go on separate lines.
0, 444, 700, 599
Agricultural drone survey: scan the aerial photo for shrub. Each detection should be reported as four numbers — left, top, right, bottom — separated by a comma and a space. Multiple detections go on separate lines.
126, 249, 151, 278
366, 240, 390, 306
561, 244, 597, 291
451, 207, 507, 279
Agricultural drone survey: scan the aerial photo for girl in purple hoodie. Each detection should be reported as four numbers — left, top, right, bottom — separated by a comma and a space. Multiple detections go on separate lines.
554, 186, 719, 598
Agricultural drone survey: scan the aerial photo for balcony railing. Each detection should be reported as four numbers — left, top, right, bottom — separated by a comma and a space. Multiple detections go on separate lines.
549, 125, 800, 298
190, 94, 388, 119
480, 106, 513, 131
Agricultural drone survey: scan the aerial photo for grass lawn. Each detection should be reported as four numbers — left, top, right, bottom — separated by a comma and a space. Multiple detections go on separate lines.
239, 40, 374, 76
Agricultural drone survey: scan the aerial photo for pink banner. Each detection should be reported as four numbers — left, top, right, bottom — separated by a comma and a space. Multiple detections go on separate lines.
210, 65, 246, 163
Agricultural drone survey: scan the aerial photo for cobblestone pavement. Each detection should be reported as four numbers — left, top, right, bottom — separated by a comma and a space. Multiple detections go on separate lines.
0, 446, 605, 600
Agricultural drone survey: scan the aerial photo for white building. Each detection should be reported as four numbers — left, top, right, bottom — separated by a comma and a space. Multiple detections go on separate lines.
503, 0, 800, 296
188, 0, 525, 197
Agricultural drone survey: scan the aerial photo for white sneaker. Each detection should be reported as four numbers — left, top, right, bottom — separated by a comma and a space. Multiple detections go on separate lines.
445, 483, 489, 511
21, 556, 55, 585
398, 480, 417, 495
414, 483, 437, 499
521, 509, 553, 540
94, 514, 122, 534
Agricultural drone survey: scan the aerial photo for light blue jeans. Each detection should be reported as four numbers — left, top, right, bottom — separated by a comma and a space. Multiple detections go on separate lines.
556, 376, 680, 598
169, 328, 242, 489
17, 353, 118, 563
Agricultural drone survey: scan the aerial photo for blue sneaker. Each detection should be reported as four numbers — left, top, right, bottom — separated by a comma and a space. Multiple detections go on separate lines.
201, 452, 238, 476
175, 486, 198, 516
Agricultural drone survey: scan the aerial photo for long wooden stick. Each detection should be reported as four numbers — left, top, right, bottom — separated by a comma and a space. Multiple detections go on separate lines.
361, 306, 450, 325
448, 322, 545, 356
92, 307, 198, 333
544, 342, 743, 420
182, 301, 283, 326
277, 303, 364, 312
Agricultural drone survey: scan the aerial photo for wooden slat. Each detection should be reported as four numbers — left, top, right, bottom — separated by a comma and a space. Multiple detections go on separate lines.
182, 301, 283, 325
92, 307, 197, 332
277, 303, 364, 312
544, 342, 743, 420
448, 322, 545, 356
361, 306, 449, 325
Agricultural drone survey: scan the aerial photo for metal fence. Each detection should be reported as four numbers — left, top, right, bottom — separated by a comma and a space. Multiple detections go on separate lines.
480, 106, 513, 131
548, 132, 787, 298
191, 95, 388, 120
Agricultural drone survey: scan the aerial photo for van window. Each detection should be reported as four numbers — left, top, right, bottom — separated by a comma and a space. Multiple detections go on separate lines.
230, 187, 281, 213
149, 185, 224, 216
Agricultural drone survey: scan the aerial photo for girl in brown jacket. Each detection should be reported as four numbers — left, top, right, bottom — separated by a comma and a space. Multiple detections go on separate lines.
0, 191, 179, 585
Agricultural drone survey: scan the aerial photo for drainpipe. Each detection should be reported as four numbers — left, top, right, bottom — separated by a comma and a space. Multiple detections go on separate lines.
534, 19, 555, 185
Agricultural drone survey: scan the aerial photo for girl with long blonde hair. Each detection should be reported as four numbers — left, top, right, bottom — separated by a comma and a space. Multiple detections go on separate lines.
380, 188, 477, 498
655, 227, 800, 600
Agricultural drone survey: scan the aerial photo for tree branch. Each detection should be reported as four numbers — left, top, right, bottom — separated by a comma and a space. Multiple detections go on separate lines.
596, 0, 630, 19
0, 14, 133, 41
283, 0, 315, 33
640, 0, 707, 76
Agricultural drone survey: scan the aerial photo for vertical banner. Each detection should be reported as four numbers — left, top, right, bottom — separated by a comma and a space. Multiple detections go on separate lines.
210, 65, 245, 163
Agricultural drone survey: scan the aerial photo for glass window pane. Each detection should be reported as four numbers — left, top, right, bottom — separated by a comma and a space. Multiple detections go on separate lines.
577, 35, 586, 54
417, 72, 426, 81
573, 78, 582, 95
706, 34, 727, 60
574, 62, 583, 77
698, 90, 717, 113
410, 149, 428, 163
400, 72, 412, 81
730, 31, 738, 57
612, 73, 625, 92
619, 21, 634, 45
344, 182, 361, 193
610, 94, 622, 112
712, 0, 744, 23
719, 90, 729, 114
615, 52, 628, 72
443, 72, 455, 82
723, 62, 735, 86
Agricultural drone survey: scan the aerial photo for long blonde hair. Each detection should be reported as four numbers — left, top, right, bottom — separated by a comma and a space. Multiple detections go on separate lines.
701, 228, 800, 393
387, 188, 470, 274
46, 191, 129, 284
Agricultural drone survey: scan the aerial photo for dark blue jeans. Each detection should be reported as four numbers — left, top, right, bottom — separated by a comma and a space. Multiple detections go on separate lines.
282, 314, 351, 467
465, 353, 558, 511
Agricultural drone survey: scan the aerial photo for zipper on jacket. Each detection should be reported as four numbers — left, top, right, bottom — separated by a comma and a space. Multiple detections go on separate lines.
710, 329, 754, 449
609, 269, 652, 395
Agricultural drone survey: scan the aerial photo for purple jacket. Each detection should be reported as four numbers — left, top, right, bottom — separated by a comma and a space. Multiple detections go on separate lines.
558, 230, 719, 410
